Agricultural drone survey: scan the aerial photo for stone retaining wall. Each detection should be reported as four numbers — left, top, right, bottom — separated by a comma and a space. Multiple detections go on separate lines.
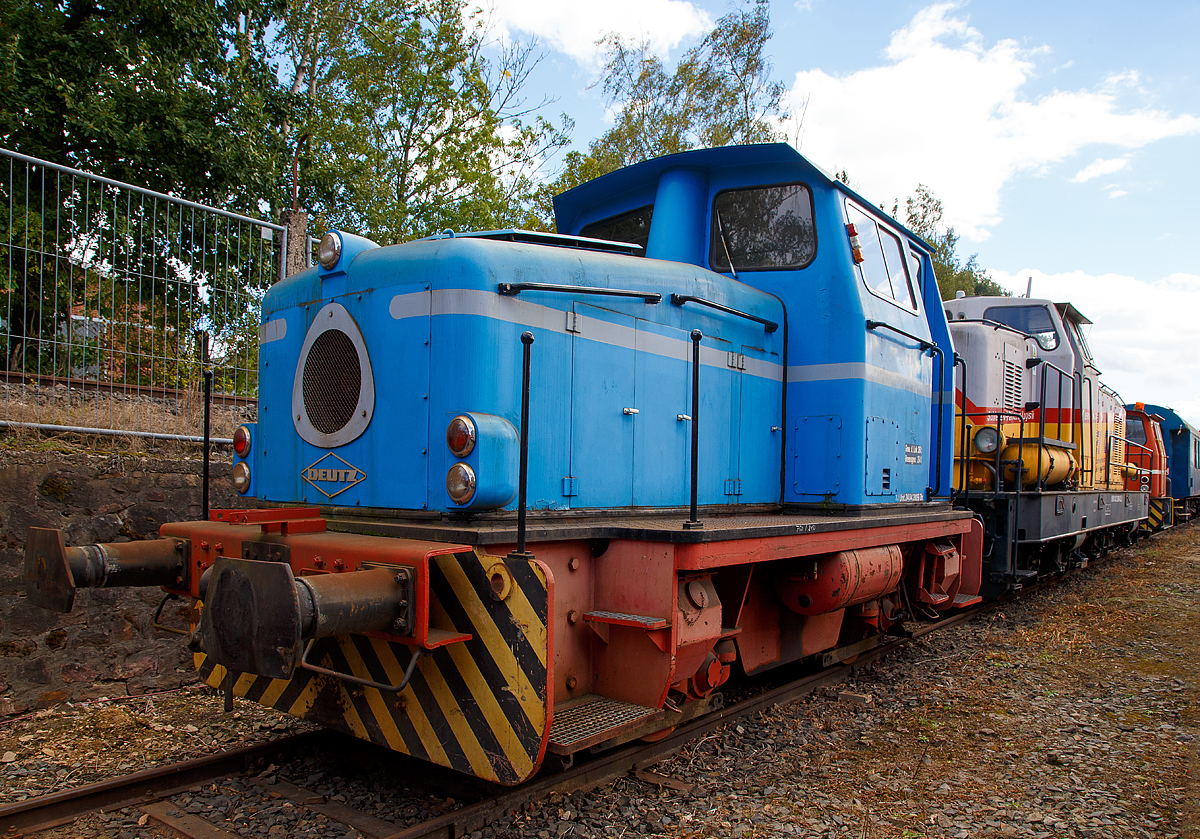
0, 451, 238, 714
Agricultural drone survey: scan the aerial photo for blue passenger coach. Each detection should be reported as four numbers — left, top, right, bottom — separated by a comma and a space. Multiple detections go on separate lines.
1142, 403, 1200, 519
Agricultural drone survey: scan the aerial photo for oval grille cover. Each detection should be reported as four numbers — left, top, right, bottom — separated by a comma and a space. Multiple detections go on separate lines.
302, 329, 362, 433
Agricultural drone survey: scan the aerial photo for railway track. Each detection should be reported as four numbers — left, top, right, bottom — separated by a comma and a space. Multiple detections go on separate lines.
0, 607, 983, 839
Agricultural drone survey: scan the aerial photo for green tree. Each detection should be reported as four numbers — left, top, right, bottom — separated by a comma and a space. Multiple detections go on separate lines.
534, 0, 786, 228
281, 0, 570, 244
0, 0, 292, 209
904, 185, 1007, 301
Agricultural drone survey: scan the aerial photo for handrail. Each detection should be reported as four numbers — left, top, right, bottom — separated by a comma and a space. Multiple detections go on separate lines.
685, 330, 703, 529
955, 409, 1026, 501
928, 346, 946, 498
1084, 376, 1096, 486
954, 354, 969, 511
955, 408, 1026, 578
948, 317, 1036, 341
671, 294, 778, 332
1028, 357, 1075, 491
865, 319, 933, 350
1105, 432, 1143, 489
497, 282, 661, 303
300, 639, 423, 693
1122, 438, 1153, 489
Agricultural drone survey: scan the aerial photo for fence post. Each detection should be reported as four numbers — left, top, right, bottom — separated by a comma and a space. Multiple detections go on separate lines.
280, 209, 309, 279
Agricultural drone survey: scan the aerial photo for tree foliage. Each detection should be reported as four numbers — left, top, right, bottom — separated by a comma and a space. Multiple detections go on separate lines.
904, 185, 1007, 301
0, 0, 291, 210
535, 0, 786, 227
280, 0, 570, 243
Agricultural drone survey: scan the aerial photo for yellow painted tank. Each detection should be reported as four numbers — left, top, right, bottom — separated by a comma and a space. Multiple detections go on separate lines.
1001, 439, 1076, 488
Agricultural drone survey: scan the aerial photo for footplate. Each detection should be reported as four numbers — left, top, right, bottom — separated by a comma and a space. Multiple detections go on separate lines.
548, 695, 664, 754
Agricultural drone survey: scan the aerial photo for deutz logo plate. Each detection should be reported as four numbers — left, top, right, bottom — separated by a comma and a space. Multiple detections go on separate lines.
302, 452, 366, 499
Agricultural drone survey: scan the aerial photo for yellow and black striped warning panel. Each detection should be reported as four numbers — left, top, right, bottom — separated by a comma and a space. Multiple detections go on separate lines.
1145, 497, 1174, 532
195, 549, 553, 785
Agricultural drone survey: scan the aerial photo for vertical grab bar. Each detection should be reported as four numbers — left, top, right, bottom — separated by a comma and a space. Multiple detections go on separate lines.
202, 370, 212, 522
927, 343, 945, 499
954, 354, 969, 510
685, 330, 704, 529
510, 332, 535, 559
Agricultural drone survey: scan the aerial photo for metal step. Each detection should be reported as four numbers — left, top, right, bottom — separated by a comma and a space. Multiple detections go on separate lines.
547, 695, 664, 754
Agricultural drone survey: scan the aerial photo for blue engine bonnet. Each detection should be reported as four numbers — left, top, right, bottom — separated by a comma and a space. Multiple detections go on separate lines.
252, 232, 786, 513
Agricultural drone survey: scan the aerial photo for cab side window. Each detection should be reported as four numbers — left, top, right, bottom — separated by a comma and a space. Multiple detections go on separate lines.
709, 183, 816, 272
846, 202, 916, 310
581, 205, 654, 254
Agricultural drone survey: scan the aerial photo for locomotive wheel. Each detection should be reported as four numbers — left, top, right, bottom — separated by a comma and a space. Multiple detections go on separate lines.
639, 725, 676, 743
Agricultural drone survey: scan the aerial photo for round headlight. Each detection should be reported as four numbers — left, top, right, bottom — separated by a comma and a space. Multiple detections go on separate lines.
974, 426, 1000, 454
317, 232, 342, 269
446, 415, 476, 458
232, 461, 251, 494
232, 425, 252, 458
446, 463, 477, 505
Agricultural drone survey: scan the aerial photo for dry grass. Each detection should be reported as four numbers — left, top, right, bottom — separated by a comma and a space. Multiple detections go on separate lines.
0, 381, 253, 454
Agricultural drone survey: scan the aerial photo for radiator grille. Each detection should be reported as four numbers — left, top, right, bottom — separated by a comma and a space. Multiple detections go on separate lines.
1003, 360, 1022, 411
302, 329, 362, 433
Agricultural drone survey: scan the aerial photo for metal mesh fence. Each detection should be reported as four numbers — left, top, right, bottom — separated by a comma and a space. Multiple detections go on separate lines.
0, 148, 284, 444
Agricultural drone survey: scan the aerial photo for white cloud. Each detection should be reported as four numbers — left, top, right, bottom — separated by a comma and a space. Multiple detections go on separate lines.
783, 3, 1200, 240
1108, 188, 1128, 198
484, 0, 711, 66
989, 268, 1200, 425
1071, 157, 1129, 183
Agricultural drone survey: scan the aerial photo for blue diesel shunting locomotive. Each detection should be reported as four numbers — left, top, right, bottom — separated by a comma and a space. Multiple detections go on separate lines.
240, 144, 954, 513
28, 144, 983, 785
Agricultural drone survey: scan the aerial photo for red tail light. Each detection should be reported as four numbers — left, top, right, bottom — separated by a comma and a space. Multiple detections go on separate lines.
447, 415, 476, 457
233, 425, 252, 457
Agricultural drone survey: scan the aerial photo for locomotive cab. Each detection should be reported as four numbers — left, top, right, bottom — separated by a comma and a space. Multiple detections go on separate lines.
1123, 403, 1172, 531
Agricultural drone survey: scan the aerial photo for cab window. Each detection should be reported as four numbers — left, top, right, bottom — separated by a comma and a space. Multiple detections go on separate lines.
1071, 322, 1094, 361
983, 305, 1060, 351
846, 202, 917, 310
1127, 420, 1146, 446
581, 205, 653, 253
907, 244, 923, 289
709, 183, 816, 272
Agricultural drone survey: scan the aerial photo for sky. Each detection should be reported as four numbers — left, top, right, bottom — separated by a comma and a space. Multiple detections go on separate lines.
481, 0, 1200, 425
